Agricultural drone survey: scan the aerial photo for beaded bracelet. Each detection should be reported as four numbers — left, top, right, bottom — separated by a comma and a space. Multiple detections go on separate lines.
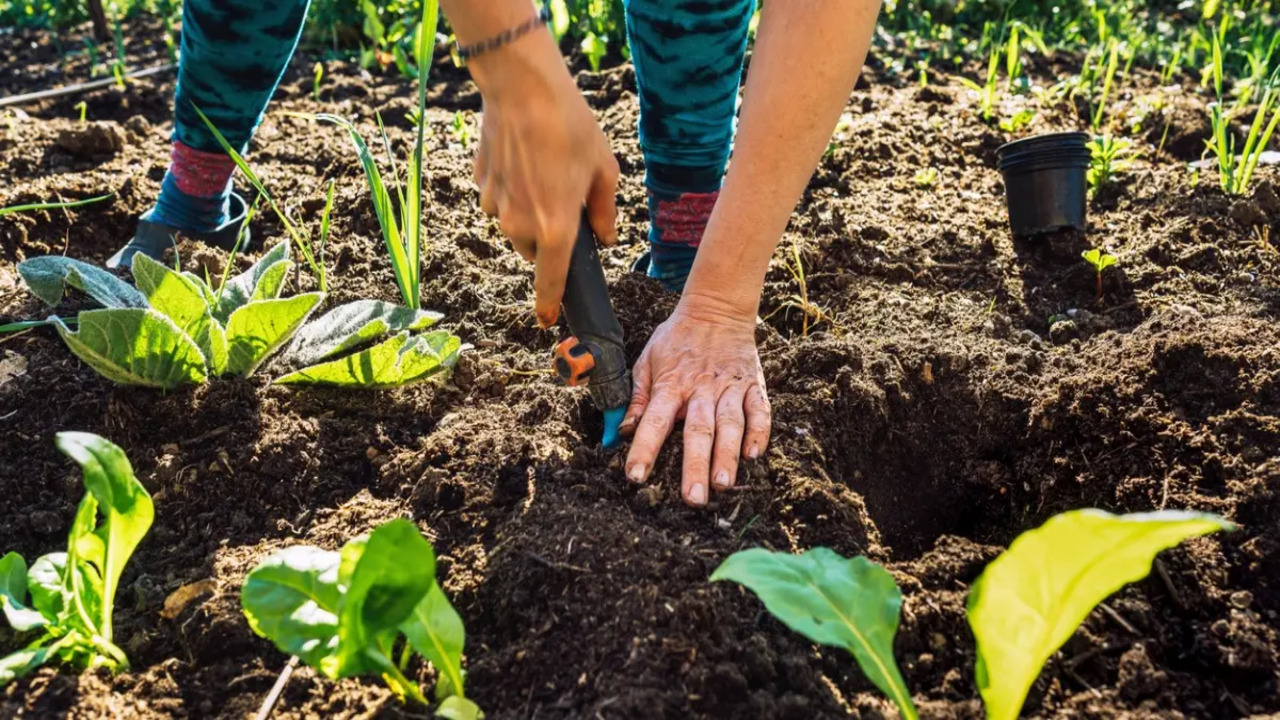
456, 6, 552, 63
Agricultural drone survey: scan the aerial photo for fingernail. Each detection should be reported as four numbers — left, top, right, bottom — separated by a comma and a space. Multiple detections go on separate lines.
628, 464, 647, 484
748, 445, 760, 460
689, 483, 707, 506
620, 415, 636, 430
714, 470, 731, 489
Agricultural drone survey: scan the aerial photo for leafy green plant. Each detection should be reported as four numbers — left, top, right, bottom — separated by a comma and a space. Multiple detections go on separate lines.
998, 108, 1035, 133
242, 518, 480, 717
1, 432, 153, 686
958, 21, 1004, 122
277, 299, 463, 387
913, 167, 938, 187
450, 110, 472, 148
968, 509, 1233, 720
1207, 38, 1280, 195
581, 31, 608, 72
711, 548, 918, 720
18, 245, 323, 388
316, 0, 437, 310
1086, 133, 1135, 192
1081, 248, 1118, 301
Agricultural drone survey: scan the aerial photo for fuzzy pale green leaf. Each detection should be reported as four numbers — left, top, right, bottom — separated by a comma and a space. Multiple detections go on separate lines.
18, 256, 146, 309
277, 330, 461, 388
212, 242, 291, 323
968, 509, 1233, 720
241, 546, 343, 672
223, 293, 324, 377
0, 645, 51, 687
287, 300, 442, 367
52, 309, 208, 389
130, 254, 226, 370
711, 548, 917, 720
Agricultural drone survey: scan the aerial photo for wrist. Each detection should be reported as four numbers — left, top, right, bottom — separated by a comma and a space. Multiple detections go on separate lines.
677, 285, 760, 327
465, 22, 568, 102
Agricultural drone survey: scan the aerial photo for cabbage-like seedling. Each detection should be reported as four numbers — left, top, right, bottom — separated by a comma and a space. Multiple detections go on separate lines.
18, 243, 323, 387
1081, 248, 1117, 302
711, 548, 918, 720
967, 509, 1233, 720
0, 433, 153, 685
241, 519, 480, 717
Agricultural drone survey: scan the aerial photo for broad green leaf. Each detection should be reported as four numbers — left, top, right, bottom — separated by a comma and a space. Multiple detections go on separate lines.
18, 256, 146, 309
277, 330, 462, 388
52, 309, 208, 389
0, 553, 47, 632
968, 509, 1234, 720
332, 519, 435, 678
223, 293, 324, 377
27, 554, 71, 623
288, 300, 442, 367
212, 242, 291, 323
401, 582, 467, 700
436, 696, 483, 720
131, 254, 226, 369
57, 432, 154, 641
548, 0, 570, 39
711, 548, 918, 720
0, 644, 51, 687
65, 493, 106, 633
241, 546, 343, 671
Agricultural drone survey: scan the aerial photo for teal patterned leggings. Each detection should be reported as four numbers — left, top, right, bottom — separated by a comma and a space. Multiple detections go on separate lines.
177, 0, 753, 178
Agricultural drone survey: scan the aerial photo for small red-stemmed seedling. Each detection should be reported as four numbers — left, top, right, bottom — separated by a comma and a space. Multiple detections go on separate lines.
1082, 248, 1118, 302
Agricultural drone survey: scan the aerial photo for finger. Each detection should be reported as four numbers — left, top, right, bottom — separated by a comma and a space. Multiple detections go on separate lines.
621, 350, 652, 437
743, 382, 772, 460
586, 156, 620, 246
479, 173, 498, 218
681, 387, 717, 507
498, 206, 537, 262
532, 217, 575, 328
712, 384, 746, 492
625, 388, 682, 485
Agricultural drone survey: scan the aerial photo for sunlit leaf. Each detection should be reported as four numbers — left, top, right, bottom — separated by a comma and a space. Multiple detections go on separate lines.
18, 256, 146, 309
52, 309, 207, 389
277, 330, 462, 388
223, 293, 324, 377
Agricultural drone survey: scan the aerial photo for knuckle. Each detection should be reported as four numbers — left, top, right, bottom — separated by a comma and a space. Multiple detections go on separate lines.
715, 412, 745, 431
684, 421, 715, 438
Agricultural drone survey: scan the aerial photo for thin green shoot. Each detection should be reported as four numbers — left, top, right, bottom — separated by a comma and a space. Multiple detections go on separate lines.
1091, 40, 1121, 130
214, 195, 261, 305
450, 111, 471, 148
1207, 38, 1280, 195
766, 243, 837, 337
581, 31, 607, 73
0, 193, 113, 218
313, 61, 324, 102
193, 106, 329, 292
74, 101, 87, 124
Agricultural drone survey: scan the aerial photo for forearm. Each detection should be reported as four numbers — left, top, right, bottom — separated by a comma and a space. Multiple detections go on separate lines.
682, 0, 881, 318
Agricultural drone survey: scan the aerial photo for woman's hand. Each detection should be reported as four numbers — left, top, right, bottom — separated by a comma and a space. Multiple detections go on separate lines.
621, 294, 771, 507
468, 29, 619, 328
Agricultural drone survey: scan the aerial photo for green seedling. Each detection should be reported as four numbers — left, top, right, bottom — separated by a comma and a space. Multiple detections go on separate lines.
451, 111, 471, 148
958, 21, 1004, 122
765, 243, 837, 338
581, 31, 607, 73
313, 61, 324, 102
17, 245, 323, 388
1, 432, 154, 686
0, 193, 113, 218
242, 519, 480, 718
711, 548, 918, 720
1091, 40, 1121, 130
998, 108, 1035, 133
1086, 133, 1134, 192
913, 167, 938, 188
317, 0, 438, 310
1207, 38, 1280, 196
194, 107, 329, 293
968, 509, 1233, 720
73, 101, 87, 124
1081, 248, 1118, 302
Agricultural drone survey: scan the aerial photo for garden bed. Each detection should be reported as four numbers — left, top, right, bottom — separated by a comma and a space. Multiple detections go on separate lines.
1, 20, 1279, 720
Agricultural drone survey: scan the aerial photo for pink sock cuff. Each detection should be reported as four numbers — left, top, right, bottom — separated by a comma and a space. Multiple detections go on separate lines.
653, 190, 719, 247
169, 141, 237, 198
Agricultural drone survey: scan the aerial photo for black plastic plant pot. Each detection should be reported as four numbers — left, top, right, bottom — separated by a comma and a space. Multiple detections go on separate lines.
997, 132, 1090, 237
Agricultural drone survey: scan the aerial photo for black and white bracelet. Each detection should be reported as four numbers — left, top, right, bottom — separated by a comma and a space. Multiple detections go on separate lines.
455, 6, 552, 63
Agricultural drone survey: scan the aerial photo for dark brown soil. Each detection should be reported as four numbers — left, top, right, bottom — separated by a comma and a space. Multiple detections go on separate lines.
2, 17, 1279, 720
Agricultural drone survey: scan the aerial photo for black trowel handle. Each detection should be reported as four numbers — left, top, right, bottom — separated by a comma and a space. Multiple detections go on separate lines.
553, 213, 632, 412
561, 214, 624, 348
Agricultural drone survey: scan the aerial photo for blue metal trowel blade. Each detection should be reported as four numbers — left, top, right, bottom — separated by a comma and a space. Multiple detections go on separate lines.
602, 406, 627, 449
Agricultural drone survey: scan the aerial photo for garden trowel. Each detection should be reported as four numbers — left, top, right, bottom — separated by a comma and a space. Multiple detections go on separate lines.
553, 213, 632, 449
